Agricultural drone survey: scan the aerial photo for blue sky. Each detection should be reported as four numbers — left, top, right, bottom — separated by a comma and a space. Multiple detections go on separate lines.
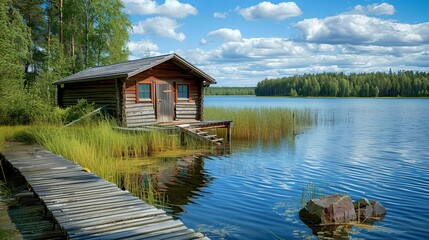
123, 0, 429, 86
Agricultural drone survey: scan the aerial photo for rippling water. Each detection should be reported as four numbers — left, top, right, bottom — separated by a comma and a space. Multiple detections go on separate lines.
141, 97, 429, 239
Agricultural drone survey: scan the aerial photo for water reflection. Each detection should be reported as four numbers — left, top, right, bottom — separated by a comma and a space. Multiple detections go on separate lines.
119, 97, 429, 239
122, 155, 213, 215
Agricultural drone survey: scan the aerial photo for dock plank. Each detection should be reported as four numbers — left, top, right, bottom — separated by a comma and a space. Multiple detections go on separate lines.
1, 142, 207, 240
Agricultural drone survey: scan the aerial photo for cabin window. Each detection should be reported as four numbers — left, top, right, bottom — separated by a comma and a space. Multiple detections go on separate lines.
177, 84, 189, 99
137, 83, 152, 102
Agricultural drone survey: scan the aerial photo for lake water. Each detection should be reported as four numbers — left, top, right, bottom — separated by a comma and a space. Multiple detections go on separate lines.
144, 96, 429, 239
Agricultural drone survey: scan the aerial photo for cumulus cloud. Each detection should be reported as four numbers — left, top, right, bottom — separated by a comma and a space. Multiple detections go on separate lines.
199, 38, 209, 45
217, 38, 306, 59
123, 0, 197, 18
295, 14, 429, 46
128, 40, 159, 53
128, 40, 160, 59
208, 28, 242, 42
353, 3, 395, 15
238, 1, 302, 21
214, 12, 228, 19
133, 17, 186, 41
175, 35, 429, 86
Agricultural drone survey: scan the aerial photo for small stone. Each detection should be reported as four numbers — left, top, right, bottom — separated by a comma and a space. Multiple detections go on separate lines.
370, 200, 387, 217
354, 198, 373, 220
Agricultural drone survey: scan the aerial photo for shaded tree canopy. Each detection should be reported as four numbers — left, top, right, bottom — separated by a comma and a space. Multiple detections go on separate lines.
255, 71, 429, 97
205, 87, 255, 95
0, 0, 131, 124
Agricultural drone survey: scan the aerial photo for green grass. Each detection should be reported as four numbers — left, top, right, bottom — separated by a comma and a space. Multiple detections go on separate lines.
204, 106, 314, 141
0, 126, 31, 151
1, 121, 208, 205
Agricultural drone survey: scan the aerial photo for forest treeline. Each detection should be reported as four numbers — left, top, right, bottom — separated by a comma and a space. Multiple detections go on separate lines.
255, 71, 429, 97
0, 0, 130, 124
205, 87, 255, 95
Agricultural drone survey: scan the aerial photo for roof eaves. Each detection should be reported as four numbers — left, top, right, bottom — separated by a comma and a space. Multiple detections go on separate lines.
171, 54, 216, 84
127, 54, 175, 78
54, 73, 128, 84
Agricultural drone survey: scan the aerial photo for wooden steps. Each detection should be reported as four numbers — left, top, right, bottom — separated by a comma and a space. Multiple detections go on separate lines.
177, 124, 225, 145
1, 142, 208, 240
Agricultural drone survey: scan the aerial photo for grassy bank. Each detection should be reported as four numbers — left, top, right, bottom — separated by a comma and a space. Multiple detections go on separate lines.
204, 106, 314, 141
0, 122, 206, 206
1, 107, 315, 205
0, 126, 30, 152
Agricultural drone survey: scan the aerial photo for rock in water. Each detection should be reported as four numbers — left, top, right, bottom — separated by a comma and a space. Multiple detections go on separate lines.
354, 198, 373, 220
299, 194, 357, 225
370, 200, 387, 217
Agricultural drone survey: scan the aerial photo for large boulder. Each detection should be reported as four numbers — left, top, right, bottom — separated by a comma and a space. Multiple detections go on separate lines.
299, 194, 357, 225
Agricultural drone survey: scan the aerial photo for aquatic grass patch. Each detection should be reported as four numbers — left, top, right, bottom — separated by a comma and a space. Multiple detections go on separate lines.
204, 106, 315, 141
25, 121, 207, 205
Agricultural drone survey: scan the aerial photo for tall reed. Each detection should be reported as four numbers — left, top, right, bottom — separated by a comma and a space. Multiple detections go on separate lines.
204, 106, 314, 141
25, 120, 205, 205
0, 126, 31, 151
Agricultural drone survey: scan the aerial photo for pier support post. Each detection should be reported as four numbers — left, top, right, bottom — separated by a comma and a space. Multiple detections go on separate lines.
227, 122, 233, 143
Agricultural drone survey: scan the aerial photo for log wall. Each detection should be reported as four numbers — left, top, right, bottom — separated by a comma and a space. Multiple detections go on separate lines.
57, 60, 206, 128
58, 79, 118, 115
125, 61, 203, 127
124, 79, 157, 127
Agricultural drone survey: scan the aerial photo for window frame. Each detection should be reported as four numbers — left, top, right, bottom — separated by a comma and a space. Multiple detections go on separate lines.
136, 82, 153, 103
177, 84, 190, 100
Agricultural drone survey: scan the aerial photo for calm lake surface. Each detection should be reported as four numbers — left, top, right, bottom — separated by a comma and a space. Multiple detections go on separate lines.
144, 96, 429, 239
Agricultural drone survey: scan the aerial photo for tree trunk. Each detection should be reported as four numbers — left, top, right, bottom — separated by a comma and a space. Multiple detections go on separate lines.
59, 0, 63, 44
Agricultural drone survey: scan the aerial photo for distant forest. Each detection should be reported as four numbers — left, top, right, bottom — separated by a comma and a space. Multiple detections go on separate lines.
255, 71, 429, 97
205, 87, 255, 95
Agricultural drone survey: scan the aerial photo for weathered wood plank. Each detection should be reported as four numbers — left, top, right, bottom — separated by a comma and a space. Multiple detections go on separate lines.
54, 204, 157, 223
1, 142, 208, 239
80, 220, 184, 240
129, 227, 194, 240
126, 122, 158, 127
61, 208, 167, 231
68, 215, 174, 239
52, 200, 147, 216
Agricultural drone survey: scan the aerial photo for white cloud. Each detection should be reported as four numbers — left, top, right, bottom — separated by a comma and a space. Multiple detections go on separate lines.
199, 38, 209, 45
208, 28, 242, 42
128, 40, 159, 53
132, 17, 186, 41
128, 40, 160, 59
214, 12, 228, 19
353, 3, 395, 15
295, 14, 429, 46
175, 36, 429, 86
217, 38, 306, 59
238, 1, 302, 21
123, 0, 197, 18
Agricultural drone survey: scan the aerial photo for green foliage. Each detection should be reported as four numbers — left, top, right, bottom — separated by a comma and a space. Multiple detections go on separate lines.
205, 87, 255, 95
204, 106, 314, 141
0, 0, 131, 126
0, 125, 31, 151
62, 99, 95, 123
62, 0, 131, 70
25, 121, 203, 205
255, 71, 429, 97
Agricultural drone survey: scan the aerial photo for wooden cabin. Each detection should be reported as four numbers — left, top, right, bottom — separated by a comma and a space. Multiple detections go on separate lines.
55, 54, 216, 127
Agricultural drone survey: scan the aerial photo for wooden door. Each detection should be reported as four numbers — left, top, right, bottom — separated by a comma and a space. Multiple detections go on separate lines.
156, 83, 174, 122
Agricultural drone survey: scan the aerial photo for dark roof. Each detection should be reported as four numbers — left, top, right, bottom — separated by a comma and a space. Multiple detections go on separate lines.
54, 53, 216, 84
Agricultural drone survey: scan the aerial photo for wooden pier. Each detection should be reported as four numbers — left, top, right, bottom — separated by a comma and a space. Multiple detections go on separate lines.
1, 142, 208, 240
